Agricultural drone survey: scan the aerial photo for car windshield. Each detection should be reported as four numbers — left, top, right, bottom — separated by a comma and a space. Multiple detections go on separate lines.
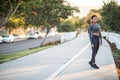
30, 34, 34, 35
30, 33, 36, 35
35, 32, 39, 34
2, 35, 9, 37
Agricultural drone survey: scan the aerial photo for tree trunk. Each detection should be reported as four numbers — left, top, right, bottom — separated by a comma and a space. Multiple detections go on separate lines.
39, 27, 51, 47
0, 0, 21, 28
0, 0, 13, 28
11, 2, 21, 17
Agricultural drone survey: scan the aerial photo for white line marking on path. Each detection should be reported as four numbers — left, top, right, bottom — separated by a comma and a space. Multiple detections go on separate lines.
46, 43, 90, 80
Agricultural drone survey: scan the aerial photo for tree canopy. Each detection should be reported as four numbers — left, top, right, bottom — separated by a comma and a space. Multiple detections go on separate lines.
0, 0, 30, 28
57, 20, 76, 32
0, 0, 79, 33
101, 0, 120, 32
24, 0, 79, 30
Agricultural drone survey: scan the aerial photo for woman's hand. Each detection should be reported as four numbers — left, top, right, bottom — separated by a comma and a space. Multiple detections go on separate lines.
100, 42, 102, 46
91, 44, 94, 47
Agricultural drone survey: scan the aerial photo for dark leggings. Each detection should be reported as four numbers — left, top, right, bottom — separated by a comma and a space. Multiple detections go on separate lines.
91, 35, 100, 63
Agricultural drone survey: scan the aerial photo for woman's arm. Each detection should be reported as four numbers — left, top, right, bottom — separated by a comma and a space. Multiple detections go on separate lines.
88, 25, 93, 44
99, 28, 102, 45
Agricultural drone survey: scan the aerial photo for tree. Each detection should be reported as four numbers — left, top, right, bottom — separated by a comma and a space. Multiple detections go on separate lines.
23, 0, 79, 46
22, 0, 43, 28
0, 0, 79, 46
5, 17, 25, 33
0, 0, 30, 28
40, 0, 79, 46
57, 21, 76, 32
68, 16, 81, 29
101, 0, 120, 32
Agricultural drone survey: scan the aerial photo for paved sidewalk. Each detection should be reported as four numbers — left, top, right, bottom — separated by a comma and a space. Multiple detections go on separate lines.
0, 33, 119, 80
54, 39, 119, 80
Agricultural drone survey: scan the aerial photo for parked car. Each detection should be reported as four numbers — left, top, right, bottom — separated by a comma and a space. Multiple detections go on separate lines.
27, 33, 38, 39
35, 32, 41, 38
0, 36, 3, 43
2, 35, 15, 43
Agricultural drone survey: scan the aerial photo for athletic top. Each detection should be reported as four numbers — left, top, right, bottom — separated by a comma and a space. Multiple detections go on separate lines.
88, 23, 102, 44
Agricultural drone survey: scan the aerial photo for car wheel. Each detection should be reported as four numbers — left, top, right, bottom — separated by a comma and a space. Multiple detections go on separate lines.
13, 40, 15, 43
9, 40, 11, 42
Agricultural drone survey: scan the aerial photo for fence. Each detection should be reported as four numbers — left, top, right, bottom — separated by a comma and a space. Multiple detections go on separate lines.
60, 31, 77, 43
102, 32, 120, 49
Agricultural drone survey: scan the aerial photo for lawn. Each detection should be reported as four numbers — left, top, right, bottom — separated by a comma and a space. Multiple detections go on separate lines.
0, 45, 54, 64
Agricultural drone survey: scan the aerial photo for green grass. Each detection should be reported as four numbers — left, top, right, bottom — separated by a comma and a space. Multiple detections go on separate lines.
113, 49, 120, 58
0, 45, 55, 64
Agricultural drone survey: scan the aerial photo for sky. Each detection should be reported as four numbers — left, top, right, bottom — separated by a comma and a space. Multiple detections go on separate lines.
66, 0, 120, 18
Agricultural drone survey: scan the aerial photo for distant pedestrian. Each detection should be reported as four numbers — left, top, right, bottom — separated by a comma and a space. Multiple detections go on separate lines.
88, 15, 102, 69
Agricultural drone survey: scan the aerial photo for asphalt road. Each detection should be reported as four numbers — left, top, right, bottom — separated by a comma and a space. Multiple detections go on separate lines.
0, 36, 60, 55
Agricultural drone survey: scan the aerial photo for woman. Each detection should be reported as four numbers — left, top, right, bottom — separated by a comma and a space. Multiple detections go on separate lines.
88, 15, 102, 69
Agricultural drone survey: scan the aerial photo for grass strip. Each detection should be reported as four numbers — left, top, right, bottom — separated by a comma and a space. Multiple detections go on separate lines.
0, 45, 54, 64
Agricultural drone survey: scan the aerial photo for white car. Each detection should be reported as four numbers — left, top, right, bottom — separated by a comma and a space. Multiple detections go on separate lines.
2, 35, 15, 43
35, 32, 41, 38
0, 36, 3, 43
28, 33, 38, 39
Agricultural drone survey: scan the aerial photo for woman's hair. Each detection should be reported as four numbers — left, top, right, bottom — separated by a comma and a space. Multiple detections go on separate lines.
91, 15, 97, 19
91, 15, 98, 23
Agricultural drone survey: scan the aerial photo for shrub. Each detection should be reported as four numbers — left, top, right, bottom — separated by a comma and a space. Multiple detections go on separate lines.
57, 21, 76, 32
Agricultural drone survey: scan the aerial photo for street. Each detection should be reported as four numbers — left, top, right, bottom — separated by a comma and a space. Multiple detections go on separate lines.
0, 36, 60, 55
